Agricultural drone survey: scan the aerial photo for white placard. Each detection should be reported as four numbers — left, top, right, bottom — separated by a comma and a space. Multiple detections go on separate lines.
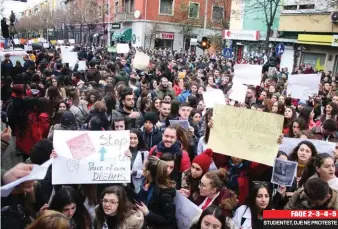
78, 60, 87, 71
1, 159, 53, 197
271, 158, 297, 187
233, 64, 262, 86
287, 73, 321, 100
116, 43, 130, 53
13, 38, 20, 45
202, 89, 225, 108
24, 45, 32, 51
60, 45, 72, 54
57, 40, 64, 44
229, 83, 248, 103
43, 43, 50, 48
174, 191, 202, 229
62, 52, 78, 70
133, 51, 150, 70
38, 38, 46, 42
52, 130, 131, 184
28, 40, 33, 45
169, 120, 190, 130
69, 39, 75, 44
279, 137, 335, 157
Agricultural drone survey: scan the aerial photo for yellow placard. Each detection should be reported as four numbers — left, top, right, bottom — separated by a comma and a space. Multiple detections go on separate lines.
32, 38, 38, 43
208, 105, 284, 166
51, 40, 57, 45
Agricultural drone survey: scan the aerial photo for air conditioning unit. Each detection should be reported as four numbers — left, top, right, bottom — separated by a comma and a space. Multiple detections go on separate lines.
269, 29, 279, 39
331, 12, 338, 23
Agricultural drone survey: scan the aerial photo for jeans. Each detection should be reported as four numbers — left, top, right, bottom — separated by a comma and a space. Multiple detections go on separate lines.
4, 38, 9, 49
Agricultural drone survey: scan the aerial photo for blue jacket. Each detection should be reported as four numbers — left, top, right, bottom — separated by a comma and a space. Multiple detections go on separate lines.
177, 90, 191, 103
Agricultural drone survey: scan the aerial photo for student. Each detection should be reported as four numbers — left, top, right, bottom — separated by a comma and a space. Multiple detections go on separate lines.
137, 156, 177, 229
231, 182, 271, 229
190, 205, 226, 229
160, 153, 182, 189
27, 210, 70, 229
124, 129, 149, 193
284, 177, 338, 210
299, 153, 338, 190
93, 186, 144, 229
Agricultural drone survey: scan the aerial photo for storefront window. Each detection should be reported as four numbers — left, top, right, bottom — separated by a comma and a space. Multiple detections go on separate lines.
301, 52, 326, 71
155, 38, 173, 50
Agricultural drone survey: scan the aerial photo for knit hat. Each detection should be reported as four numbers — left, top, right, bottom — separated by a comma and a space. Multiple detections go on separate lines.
192, 148, 213, 174
144, 112, 158, 125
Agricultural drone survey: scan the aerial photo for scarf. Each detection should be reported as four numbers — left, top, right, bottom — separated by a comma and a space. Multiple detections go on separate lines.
156, 140, 182, 156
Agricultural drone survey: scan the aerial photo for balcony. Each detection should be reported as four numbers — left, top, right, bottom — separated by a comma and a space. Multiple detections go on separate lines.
115, 12, 134, 22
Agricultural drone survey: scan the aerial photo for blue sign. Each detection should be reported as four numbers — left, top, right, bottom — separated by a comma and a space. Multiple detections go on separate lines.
275, 43, 285, 56
223, 48, 233, 58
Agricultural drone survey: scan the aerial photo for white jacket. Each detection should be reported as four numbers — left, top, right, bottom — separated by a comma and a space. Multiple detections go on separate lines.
231, 205, 252, 229
131, 150, 149, 193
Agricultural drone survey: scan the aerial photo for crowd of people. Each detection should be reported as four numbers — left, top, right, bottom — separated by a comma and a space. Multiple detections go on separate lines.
1, 44, 338, 229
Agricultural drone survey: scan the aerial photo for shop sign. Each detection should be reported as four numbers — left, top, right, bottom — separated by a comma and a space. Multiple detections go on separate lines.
111, 23, 121, 29
156, 32, 174, 40
332, 35, 338, 47
222, 30, 260, 41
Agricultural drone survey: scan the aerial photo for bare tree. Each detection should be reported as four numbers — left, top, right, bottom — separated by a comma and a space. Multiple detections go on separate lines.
144, 22, 161, 48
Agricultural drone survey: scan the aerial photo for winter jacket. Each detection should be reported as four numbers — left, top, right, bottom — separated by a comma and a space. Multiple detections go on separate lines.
93, 207, 144, 229
140, 126, 162, 149
149, 141, 191, 172
1, 60, 13, 77
173, 84, 182, 96
1, 19, 9, 38
284, 187, 338, 210
138, 184, 177, 229
177, 90, 191, 103
69, 102, 89, 128
16, 112, 50, 156
115, 70, 129, 85
181, 169, 202, 202
111, 107, 143, 129
155, 85, 176, 100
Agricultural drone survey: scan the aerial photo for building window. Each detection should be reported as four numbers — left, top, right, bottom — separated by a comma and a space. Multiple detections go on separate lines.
301, 52, 326, 71
124, 0, 134, 12
299, 4, 315, 10
159, 0, 174, 15
212, 5, 224, 22
189, 2, 200, 19
115, 1, 118, 14
283, 5, 297, 10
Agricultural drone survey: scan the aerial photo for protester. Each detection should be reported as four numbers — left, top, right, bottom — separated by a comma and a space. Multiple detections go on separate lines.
190, 205, 226, 229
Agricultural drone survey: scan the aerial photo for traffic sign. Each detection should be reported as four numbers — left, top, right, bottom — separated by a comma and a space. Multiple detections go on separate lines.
275, 43, 285, 56
223, 48, 233, 58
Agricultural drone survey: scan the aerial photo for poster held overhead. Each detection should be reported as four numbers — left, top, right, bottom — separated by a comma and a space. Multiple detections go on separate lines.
271, 158, 297, 187
116, 43, 130, 53
287, 73, 321, 100
233, 64, 262, 86
202, 89, 226, 108
228, 83, 248, 103
208, 105, 283, 166
133, 51, 150, 70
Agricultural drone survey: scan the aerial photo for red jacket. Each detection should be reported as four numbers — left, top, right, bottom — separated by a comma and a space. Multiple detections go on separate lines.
16, 112, 50, 156
149, 145, 191, 172
173, 85, 182, 96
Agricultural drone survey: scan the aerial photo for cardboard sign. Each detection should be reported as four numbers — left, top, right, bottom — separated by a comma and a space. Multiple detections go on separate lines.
52, 130, 131, 184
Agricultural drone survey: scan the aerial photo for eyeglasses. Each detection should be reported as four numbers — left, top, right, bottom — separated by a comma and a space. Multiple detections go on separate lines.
199, 181, 207, 188
252, 181, 269, 186
101, 199, 119, 205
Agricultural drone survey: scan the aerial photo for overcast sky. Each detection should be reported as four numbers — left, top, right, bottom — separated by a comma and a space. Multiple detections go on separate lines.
2, 0, 46, 17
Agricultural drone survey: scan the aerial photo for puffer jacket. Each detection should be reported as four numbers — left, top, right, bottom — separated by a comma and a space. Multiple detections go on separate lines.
111, 107, 143, 129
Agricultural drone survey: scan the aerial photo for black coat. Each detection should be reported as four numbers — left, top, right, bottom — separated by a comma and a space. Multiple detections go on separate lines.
139, 185, 177, 229
1, 19, 9, 38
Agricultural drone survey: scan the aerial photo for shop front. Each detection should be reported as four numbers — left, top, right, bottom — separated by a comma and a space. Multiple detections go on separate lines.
297, 34, 338, 72
155, 32, 174, 49
222, 30, 264, 63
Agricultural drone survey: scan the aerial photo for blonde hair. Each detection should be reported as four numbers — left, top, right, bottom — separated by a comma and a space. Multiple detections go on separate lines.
26, 210, 70, 229
146, 156, 176, 189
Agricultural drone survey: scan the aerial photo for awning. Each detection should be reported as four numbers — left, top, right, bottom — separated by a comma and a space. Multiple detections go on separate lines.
111, 28, 132, 41
298, 34, 333, 46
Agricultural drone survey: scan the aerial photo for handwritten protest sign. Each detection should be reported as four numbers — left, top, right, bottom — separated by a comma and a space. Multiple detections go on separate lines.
52, 130, 131, 184
1, 159, 53, 197
203, 89, 226, 108
208, 105, 284, 166
233, 64, 262, 86
287, 73, 321, 100
174, 191, 202, 229
279, 137, 335, 157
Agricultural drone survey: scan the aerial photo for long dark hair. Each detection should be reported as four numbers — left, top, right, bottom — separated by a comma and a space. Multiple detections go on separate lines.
299, 153, 334, 187
245, 183, 272, 229
130, 128, 148, 150
49, 186, 91, 229
95, 186, 133, 229
288, 140, 318, 163
204, 109, 213, 144
189, 205, 226, 229
288, 118, 306, 138
320, 101, 338, 123
283, 106, 296, 129
298, 105, 313, 128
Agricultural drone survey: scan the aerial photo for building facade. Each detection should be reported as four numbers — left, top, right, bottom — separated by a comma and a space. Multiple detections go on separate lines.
278, 0, 338, 74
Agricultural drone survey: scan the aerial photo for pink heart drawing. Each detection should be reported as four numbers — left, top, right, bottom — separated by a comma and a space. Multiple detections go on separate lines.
67, 133, 96, 160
